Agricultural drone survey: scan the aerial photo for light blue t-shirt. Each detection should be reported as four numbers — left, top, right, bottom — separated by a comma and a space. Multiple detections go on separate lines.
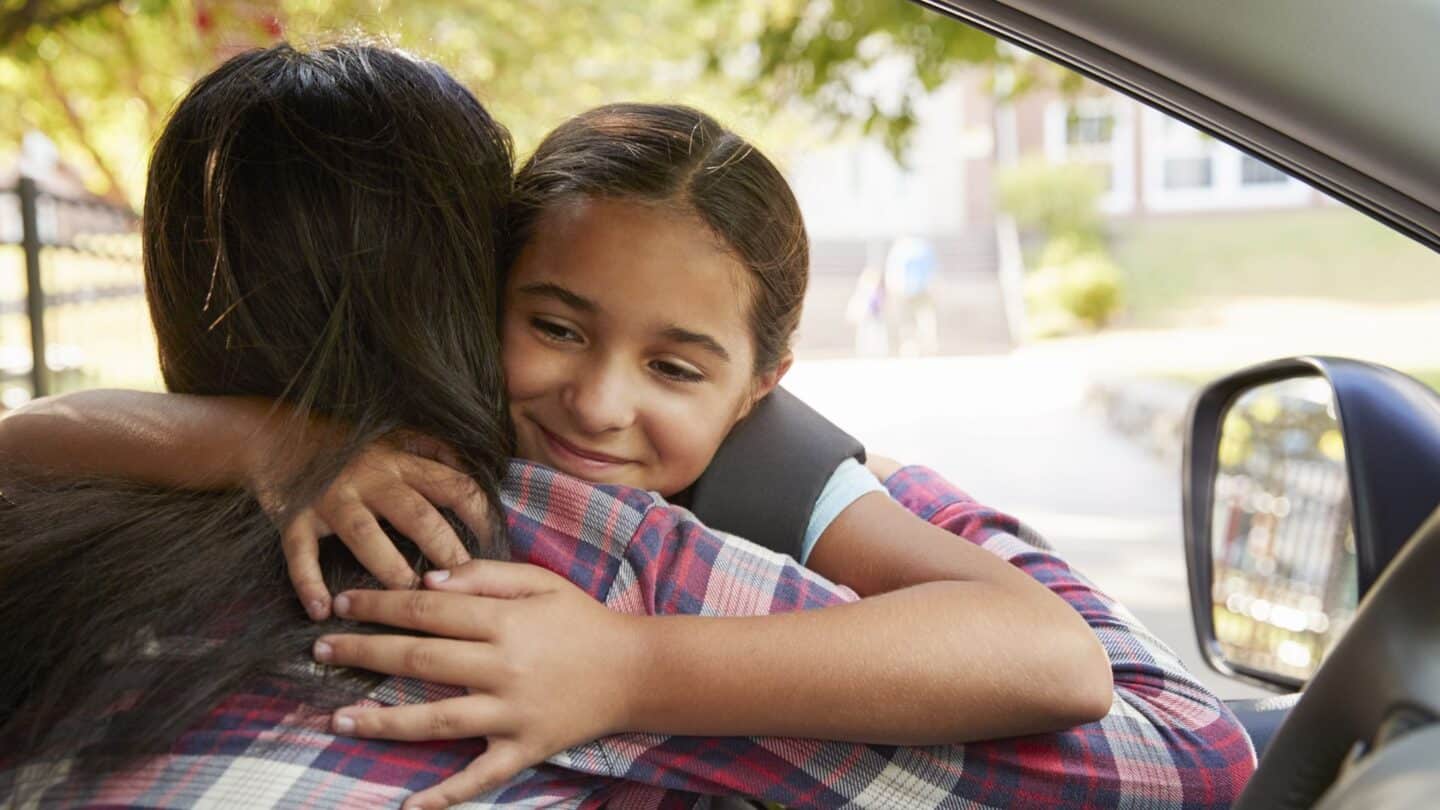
800, 457, 887, 563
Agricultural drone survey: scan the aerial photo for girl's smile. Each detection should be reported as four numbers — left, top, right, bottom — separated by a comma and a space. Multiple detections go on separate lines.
533, 419, 636, 471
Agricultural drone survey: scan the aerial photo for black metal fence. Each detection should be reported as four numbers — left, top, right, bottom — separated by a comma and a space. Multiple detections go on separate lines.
1, 177, 143, 401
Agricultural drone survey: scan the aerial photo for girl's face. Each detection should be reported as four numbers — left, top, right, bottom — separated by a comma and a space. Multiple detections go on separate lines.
502, 196, 786, 495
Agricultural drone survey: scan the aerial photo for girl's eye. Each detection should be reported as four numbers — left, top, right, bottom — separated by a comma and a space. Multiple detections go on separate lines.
651, 359, 705, 384
531, 317, 581, 344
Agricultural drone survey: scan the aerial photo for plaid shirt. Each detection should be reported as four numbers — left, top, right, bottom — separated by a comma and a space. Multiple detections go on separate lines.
5, 461, 1254, 809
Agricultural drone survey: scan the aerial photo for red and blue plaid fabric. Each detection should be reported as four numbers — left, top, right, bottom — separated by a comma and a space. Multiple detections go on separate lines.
4, 461, 1254, 808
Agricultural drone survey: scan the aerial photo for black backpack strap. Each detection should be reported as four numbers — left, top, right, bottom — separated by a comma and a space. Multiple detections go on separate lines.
685, 386, 865, 559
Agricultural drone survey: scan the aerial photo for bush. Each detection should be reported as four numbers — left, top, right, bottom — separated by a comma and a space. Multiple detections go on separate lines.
1025, 243, 1125, 332
1056, 252, 1123, 328
997, 158, 1106, 240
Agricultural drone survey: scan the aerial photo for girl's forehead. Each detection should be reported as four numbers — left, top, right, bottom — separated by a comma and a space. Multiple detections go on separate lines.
511, 198, 756, 354
535, 195, 728, 255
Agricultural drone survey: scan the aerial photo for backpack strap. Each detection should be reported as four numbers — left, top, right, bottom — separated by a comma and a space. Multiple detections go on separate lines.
686, 387, 864, 559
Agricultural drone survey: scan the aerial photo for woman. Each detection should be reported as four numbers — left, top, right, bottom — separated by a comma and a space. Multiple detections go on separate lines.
0, 39, 515, 771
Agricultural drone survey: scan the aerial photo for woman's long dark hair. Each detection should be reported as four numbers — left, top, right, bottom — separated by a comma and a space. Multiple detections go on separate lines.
0, 42, 515, 775
506, 103, 809, 375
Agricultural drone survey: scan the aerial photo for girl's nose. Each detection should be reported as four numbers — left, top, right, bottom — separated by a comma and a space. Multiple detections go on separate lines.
564, 362, 636, 434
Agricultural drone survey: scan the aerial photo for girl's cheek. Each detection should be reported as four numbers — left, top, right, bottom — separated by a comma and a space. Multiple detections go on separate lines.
501, 334, 552, 401
648, 396, 736, 491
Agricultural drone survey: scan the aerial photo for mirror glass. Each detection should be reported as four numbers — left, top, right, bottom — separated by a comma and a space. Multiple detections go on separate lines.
1211, 375, 1359, 681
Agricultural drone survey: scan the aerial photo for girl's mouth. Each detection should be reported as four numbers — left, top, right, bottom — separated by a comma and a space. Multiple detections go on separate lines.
534, 421, 633, 471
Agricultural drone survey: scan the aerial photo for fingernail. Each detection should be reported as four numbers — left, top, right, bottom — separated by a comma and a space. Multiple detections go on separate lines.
307, 600, 327, 620
333, 713, 355, 734
313, 640, 333, 662
333, 594, 351, 616
425, 569, 451, 584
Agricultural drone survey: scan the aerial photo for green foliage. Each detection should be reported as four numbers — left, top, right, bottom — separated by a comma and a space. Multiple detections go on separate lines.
1, 1, 1010, 200
724, 0, 1000, 160
1000, 160, 1123, 332
996, 157, 1105, 240
1025, 248, 1124, 332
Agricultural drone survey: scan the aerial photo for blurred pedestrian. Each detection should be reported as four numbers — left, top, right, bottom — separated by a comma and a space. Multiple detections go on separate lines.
884, 235, 940, 355
845, 263, 889, 356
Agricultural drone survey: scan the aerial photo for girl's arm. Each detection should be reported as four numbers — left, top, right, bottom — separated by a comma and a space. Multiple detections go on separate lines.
395, 487, 1111, 749
624, 491, 1113, 744
0, 389, 279, 490
0, 390, 482, 615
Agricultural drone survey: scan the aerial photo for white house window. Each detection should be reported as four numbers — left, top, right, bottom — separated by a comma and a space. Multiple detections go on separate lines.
1045, 98, 1135, 214
1241, 156, 1290, 186
1066, 108, 1116, 147
1164, 157, 1214, 189
1142, 108, 1311, 211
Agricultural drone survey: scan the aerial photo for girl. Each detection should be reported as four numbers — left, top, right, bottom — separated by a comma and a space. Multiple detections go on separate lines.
0, 104, 1112, 792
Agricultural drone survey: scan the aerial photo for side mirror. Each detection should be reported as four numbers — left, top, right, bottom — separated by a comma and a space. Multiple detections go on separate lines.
1184, 357, 1440, 692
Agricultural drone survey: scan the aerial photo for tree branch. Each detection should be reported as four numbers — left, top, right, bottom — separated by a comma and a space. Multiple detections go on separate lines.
109, 6, 162, 133
39, 56, 125, 201
0, 0, 123, 51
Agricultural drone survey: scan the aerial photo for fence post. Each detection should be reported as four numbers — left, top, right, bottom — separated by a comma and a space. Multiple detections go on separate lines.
18, 176, 47, 398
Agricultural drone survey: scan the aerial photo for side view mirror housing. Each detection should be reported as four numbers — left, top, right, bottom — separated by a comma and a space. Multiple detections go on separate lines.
1183, 357, 1440, 692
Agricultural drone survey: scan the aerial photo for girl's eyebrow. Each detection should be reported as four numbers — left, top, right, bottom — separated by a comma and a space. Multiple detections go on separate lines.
516, 282, 596, 312
519, 281, 730, 363
661, 326, 731, 363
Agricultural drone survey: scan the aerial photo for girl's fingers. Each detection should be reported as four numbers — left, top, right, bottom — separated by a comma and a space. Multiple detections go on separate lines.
402, 743, 533, 810
423, 559, 560, 599
317, 634, 501, 687
367, 486, 470, 569
403, 457, 491, 545
330, 694, 512, 742
281, 512, 332, 620
326, 499, 418, 590
329, 588, 502, 639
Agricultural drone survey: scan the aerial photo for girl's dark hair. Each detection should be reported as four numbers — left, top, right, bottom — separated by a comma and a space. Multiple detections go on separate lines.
507, 103, 808, 374
0, 42, 515, 775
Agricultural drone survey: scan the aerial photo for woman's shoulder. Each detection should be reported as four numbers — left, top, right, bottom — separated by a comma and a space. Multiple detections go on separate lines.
499, 460, 664, 581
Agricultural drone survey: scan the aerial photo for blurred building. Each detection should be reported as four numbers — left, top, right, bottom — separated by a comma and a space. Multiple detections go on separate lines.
789, 70, 1329, 255
783, 69, 1329, 356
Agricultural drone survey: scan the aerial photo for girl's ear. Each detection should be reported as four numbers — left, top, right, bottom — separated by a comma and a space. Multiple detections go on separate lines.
740, 351, 793, 419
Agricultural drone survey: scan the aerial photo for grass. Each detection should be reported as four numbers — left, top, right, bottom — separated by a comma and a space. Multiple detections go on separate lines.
1109, 208, 1440, 327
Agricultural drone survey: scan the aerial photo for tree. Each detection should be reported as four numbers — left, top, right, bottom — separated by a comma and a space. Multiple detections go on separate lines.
1, 0, 1015, 201
0, 0, 124, 52
712, 0, 1001, 157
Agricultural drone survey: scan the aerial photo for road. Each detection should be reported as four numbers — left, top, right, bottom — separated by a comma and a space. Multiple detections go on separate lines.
784, 352, 1273, 701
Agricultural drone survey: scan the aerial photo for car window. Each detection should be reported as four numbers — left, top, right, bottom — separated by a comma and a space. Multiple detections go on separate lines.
4, 1, 1438, 703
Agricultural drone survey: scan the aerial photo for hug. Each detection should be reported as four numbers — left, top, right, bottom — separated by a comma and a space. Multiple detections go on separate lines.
0, 41, 1252, 809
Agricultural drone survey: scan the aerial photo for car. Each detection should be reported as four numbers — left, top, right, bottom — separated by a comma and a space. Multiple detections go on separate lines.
6, 1, 1438, 807
912, 1, 1440, 807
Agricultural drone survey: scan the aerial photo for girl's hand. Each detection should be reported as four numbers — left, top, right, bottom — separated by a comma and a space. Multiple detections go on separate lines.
312, 561, 644, 810
282, 436, 492, 620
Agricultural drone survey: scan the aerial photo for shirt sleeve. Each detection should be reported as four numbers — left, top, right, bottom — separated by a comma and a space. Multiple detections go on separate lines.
560, 466, 1255, 810
799, 457, 886, 563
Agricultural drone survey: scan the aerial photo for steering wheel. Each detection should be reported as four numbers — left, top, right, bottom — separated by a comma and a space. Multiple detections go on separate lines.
1234, 506, 1440, 808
